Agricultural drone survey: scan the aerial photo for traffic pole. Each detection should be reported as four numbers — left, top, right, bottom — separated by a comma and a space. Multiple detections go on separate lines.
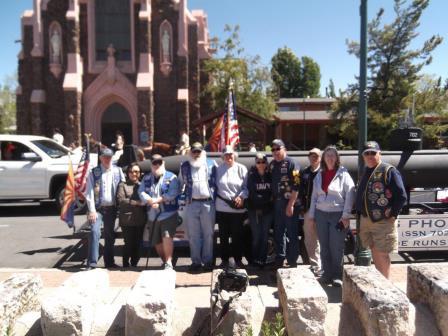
355, 0, 372, 266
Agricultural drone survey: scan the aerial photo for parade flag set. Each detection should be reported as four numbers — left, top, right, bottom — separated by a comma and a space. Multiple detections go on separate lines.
208, 84, 240, 151
74, 139, 90, 199
60, 158, 76, 228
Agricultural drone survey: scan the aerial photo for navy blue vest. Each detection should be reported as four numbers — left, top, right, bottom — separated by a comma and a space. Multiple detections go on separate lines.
180, 159, 216, 203
143, 171, 179, 212
364, 162, 393, 222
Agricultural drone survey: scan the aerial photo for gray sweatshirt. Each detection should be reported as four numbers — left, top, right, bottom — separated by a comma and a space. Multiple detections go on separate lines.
215, 162, 248, 213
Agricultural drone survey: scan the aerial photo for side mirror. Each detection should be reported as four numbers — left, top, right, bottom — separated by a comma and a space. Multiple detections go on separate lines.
21, 152, 42, 162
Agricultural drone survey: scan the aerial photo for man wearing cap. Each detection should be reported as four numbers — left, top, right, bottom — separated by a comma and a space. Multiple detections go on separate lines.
139, 154, 179, 270
355, 141, 407, 279
85, 148, 125, 269
178, 142, 217, 272
269, 139, 301, 267
300, 148, 322, 274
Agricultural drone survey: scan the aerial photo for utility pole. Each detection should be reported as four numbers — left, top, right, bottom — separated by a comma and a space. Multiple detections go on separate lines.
355, 0, 372, 266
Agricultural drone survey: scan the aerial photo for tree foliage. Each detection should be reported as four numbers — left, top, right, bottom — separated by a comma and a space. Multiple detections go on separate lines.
203, 25, 276, 118
332, 0, 444, 148
327, 78, 336, 98
0, 75, 17, 134
270, 47, 321, 98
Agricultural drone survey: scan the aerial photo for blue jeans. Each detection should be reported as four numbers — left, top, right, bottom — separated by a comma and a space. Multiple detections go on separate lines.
87, 206, 117, 267
274, 200, 299, 265
185, 200, 215, 265
249, 209, 273, 263
315, 209, 346, 280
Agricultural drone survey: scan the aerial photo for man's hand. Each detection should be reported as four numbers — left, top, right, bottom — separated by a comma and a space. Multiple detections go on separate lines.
286, 203, 294, 217
234, 196, 243, 208
87, 211, 97, 224
146, 197, 154, 206
341, 218, 350, 228
151, 203, 160, 209
385, 208, 395, 220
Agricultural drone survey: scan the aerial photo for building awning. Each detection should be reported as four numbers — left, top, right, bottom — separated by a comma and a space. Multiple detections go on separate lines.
274, 110, 332, 122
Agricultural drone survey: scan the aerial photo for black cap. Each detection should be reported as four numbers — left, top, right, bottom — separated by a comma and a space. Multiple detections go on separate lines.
100, 148, 114, 157
271, 139, 285, 148
363, 141, 381, 154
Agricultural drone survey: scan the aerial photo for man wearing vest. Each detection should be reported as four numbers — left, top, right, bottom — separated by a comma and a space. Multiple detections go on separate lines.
355, 141, 407, 279
139, 154, 179, 270
270, 139, 301, 268
179, 142, 217, 272
85, 148, 125, 269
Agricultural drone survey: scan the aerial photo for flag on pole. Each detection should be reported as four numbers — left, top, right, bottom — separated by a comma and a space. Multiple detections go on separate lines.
60, 157, 76, 228
207, 83, 240, 151
74, 138, 90, 199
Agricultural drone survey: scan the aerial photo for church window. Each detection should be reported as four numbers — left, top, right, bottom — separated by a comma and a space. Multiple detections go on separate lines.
95, 0, 131, 61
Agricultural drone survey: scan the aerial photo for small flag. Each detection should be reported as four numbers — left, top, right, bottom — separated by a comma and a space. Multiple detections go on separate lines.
207, 115, 224, 152
60, 157, 76, 228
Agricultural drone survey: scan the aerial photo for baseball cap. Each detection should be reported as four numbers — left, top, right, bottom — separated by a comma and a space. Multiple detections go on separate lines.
308, 148, 321, 156
255, 152, 268, 162
271, 139, 285, 148
363, 141, 381, 154
191, 142, 203, 151
222, 145, 235, 155
151, 154, 163, 162
100, 148, 114, 157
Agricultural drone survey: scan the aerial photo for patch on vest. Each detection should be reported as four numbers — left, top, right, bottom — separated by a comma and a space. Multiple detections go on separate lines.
377, 196, 389, 207
372, 182, 384, 193
368, 193, 379, 202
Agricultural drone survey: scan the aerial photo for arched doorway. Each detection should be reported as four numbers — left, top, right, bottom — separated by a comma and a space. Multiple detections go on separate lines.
101, 103, 132, 147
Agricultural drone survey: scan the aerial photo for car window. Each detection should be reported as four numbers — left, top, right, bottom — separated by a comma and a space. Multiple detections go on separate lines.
31, 140, 68, 158
0, 141, 35, 161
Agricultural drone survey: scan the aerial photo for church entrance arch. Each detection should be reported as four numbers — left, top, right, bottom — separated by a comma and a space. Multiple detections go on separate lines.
101, 103, 132, 147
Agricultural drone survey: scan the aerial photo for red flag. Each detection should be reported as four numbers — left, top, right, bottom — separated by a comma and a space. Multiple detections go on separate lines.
74, 140, 90, 199
207, 115, 224, 152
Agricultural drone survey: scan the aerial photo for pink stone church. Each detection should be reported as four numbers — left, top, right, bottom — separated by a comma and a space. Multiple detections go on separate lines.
16, 0, 212, 146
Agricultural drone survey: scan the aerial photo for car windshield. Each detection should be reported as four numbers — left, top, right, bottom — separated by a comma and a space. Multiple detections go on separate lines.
31, 140, 69, 158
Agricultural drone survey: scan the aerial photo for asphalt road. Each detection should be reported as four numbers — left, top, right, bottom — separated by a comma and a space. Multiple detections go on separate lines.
0, 193, 447, 270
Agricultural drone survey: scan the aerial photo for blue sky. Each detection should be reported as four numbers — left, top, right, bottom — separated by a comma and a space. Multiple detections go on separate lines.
1, 0, 447, 94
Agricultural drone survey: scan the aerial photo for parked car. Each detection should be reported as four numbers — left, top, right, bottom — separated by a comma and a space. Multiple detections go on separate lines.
0, 135, 97, 213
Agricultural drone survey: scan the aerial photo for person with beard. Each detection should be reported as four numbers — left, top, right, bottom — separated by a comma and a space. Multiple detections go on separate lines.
139, 154, 179, 270
215, 145, 248, 268
178, 142, 217, 272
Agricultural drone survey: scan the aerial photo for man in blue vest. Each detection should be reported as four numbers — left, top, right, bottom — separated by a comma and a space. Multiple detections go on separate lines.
355, 141, 407, 279
139, 154, 179, 270
179, 142, 217, 272
269, 139, 301, 268
85, 148, 125, 269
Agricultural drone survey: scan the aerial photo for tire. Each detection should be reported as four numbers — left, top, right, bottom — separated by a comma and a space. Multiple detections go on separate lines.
55, 185, 87, 215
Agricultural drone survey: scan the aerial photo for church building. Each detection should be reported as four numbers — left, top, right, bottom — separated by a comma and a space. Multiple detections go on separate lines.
16, 0, 212, 146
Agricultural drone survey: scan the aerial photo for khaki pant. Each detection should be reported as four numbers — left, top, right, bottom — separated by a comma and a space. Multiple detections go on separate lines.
360, 215, 398, 253
304, 211, 321, 269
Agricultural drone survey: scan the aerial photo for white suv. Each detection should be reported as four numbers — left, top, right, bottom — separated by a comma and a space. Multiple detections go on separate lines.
0, 135, 96, 212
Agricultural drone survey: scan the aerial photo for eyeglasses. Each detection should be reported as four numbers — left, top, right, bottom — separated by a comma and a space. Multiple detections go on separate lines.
271, 147, 282, 152
363, 151, 377, 156
256, 161, 266, 164
152, 160, 163, 166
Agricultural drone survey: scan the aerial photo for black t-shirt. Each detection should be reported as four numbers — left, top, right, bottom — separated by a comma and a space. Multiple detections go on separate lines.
247, 166, 272, 209
270, 156, 300, 201
300, 165, 320, 211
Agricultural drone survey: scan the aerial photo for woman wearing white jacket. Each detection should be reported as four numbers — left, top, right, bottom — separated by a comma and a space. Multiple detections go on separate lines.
308, 146, 355, 287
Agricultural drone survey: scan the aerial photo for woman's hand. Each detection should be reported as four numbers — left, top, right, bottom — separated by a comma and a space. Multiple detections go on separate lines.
341, 218, 350, 228
234, 196, 244, 208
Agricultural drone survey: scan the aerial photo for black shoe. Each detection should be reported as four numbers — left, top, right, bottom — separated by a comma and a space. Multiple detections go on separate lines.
203, 263, 214, 272
318, 276, 332, 285
219, 261, 229, 269
86, 265, 96, 271
332, 279, 343, 287
123, 262, 130, 268
235, 260, 245, 268
189, 263, 202, 272
106, 263, 119, 269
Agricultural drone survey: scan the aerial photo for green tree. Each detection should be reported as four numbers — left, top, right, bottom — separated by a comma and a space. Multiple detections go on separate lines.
333, 0, 443, 148
300, 56, 321, 97
270, 47, 302, 97
0, 75, 17, 134
203, 25, 276, 118
327, 78, 336, 98
271, 47, 321, 98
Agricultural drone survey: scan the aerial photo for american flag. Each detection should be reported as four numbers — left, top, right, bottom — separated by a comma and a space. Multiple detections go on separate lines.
74, 139, 90, 199
60, 158, 76, 228
208, 86, 240, 151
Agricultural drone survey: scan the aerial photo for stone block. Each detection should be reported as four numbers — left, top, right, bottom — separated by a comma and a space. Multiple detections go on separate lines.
210, 269, 253, 336
13, 311, 42, 336
90, 304, 125, 336
277, 267, 327, 336
407, 263, 448, 335
40, 269, 109, 336
0, 273, 42, 335
125, 270, 176, 336
343, 266, 412, 336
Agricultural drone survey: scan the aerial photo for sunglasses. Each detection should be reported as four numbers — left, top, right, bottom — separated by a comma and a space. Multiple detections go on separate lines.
152, 160, 163, 166
271, 147, 282, 152
256, 161, 266, 164
363, 151, 377, 156
192, 150, 202, 154
131, 170, 140, 174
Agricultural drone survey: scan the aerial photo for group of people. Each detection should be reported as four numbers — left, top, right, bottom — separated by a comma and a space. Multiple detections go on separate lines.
83, 138, 407, 285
